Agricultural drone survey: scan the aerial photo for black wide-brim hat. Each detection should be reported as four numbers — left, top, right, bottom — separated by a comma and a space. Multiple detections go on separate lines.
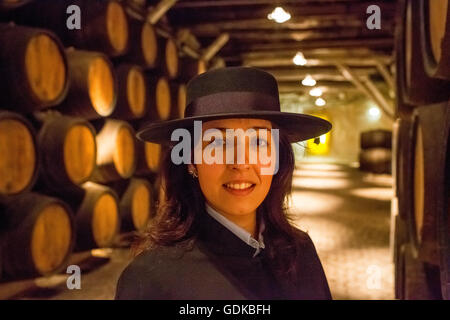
137, 66, 332, 144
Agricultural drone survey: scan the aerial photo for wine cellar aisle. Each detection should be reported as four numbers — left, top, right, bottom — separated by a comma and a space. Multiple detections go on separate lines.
0, 0, 449, 301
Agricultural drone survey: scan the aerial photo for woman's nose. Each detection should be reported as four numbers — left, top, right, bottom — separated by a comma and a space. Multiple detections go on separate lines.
228, 137, 251, 169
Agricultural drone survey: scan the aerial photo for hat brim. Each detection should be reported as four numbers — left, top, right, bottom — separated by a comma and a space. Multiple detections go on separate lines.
136, 111, 332, 144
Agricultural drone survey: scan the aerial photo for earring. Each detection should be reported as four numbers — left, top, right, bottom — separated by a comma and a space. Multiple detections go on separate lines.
188, 169, 198, 178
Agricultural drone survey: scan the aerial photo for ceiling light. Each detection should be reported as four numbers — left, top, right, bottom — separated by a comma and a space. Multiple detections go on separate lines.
315, 97, 326, 106
267, 7, 291, 23
310, 87, 323, 97
301, 74, 316, 86
293, 52, 307, 66
319, 134, 326, 144
367, 106, 381, 120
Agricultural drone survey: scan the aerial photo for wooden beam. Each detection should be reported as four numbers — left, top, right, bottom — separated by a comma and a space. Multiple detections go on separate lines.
336, 63, 394, 119
168, 2, 397, 24
201, 33, 230, 61
174, 0, 366, 8
147, 0, 179, 24
265, 67, 377, 82
375, 60, 395, 92
360, 75, 395, 118
243, 56, 393, 68
184, 17, 365, 34
241, 48, 376, 59
194, 28, 393, 41
243, 38, 394, 51
278, 82, 359, 94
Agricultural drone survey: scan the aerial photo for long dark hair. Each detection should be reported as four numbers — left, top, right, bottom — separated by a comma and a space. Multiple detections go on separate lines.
132, 126, 306, 284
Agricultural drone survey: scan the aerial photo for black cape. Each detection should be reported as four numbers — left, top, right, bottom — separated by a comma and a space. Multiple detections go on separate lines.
115, 214, 332, 300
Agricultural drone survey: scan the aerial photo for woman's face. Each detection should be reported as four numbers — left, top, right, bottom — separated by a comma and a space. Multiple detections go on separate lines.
189, 118, 275, 218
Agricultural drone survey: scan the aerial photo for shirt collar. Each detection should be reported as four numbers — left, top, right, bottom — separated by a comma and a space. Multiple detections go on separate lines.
205, 202, 265, 257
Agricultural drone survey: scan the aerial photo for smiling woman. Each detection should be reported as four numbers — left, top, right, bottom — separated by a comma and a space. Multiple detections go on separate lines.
115, 66, 332, 300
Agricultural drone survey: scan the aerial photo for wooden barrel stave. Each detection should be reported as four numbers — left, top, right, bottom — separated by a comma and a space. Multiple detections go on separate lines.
109, 178, 153, 232
0, 192, 75, 279
153, 36, 179, 79
135, 140, 162, 176
395, 0, 450, 109
169, 81, 187, 119
0, 23, 69, 112
92, 119, 137, 183
360, 129, 392, 149
178, 57, 207, 83
0, 111, 39, 196
35, 113, 97, 195
359, 148, 392, 174
120, 18, 158, 69
2, 0, 129, 57
421, 0, 450, 79
74, 182, 120, 250
146, 74, 172, 121
57, 49, 117, 120
111, 64, 148, 120
406, 103, 450, 266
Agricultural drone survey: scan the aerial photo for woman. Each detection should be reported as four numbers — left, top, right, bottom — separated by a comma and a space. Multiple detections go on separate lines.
115, 67, 332, 300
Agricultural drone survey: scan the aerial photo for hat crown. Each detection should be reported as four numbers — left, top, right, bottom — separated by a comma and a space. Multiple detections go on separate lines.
186, 66, 280, 107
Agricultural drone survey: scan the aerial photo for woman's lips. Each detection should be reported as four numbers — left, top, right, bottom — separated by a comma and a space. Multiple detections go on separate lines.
223, 182, 256, 196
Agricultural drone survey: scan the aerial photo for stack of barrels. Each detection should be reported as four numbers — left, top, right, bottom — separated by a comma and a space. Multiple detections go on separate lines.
393, 0, 450, 300
0, 0, 213, 281
358, 129, 392, 174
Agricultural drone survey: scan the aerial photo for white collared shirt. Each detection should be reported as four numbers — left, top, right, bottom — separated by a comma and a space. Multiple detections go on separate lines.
205, 202, 265, 257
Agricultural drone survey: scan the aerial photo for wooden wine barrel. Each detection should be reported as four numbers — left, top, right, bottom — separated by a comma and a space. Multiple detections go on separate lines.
0, 23, 69, 113
92, 119, 137, 183
115, 178, 153, 232
178, 57, 207, 82
121, 18, 158, 69
135, 141, 162, 176
35, 113, 97, 194
360, 129, 392, 150
157, 36, 179, 79
405, 102, 450, 266
0, 239, 2, 280
441, 127, 450, 299
421, 0, 450, 80
395, 0, 450, 109
74, 182, 120, 250
170, 82, 187, 119
0, 192, 75, 278
147, 75, 172, 121
394, 117, 414, 221
5, 0, 129, 57
111, 64, 148, 120
0, 111, 39, 196
359, 148, 392, 174
58, 49, 117, 120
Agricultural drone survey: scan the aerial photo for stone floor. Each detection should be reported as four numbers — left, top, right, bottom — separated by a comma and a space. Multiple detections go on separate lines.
290, 163, 394, 300
0, 162, 395, 300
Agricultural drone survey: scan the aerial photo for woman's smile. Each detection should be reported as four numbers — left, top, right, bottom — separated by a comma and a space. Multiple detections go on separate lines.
223, 181, 256, 196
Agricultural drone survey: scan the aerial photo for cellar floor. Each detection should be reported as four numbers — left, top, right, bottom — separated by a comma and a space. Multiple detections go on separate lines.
0, 162, 394, 300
